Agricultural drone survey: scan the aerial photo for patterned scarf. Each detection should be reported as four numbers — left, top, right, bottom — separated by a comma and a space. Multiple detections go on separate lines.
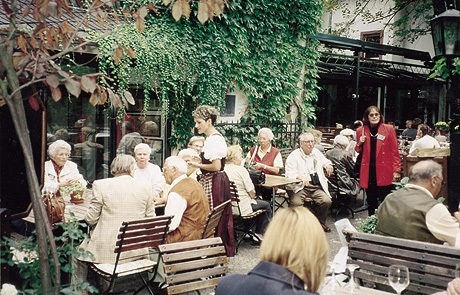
51, 159, 63, 182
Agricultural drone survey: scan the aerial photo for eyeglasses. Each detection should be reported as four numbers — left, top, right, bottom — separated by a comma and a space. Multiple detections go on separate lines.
369, 113, 380, 117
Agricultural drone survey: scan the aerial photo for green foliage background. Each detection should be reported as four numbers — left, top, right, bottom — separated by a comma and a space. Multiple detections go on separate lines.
96, 0, 323, 149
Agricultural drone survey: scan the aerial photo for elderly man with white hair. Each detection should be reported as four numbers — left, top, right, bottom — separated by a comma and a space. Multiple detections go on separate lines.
325, 135, 360, 198
133, 143, 163, 199
178, 148, 202, 180
163, 156, 210, 243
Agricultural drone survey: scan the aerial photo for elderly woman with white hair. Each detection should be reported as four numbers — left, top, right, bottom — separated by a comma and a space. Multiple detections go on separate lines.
44, 139, 87, 193
245, 128, 283, 201
133, 143, 163, 199
325, 135, 360, 198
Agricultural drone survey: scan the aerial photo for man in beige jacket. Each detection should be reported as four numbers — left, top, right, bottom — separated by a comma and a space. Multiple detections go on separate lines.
73, 154, 155, 293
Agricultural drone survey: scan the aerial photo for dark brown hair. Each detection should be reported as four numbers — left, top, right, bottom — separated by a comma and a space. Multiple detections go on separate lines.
362, 106, 384, 126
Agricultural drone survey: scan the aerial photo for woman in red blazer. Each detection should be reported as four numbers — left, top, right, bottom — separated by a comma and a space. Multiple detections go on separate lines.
355, 106, 401, 215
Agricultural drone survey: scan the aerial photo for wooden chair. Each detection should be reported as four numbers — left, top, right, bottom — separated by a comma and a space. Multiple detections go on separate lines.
326, 165, 355, 220
89, 215, 173, 295
158, 237, 228, 295
201, 199, 231, 239
345, 230, 460, 294
229, 181, 267, 253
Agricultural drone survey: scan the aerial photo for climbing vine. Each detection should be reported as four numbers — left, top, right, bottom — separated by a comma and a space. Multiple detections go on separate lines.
96, 0, 323, 148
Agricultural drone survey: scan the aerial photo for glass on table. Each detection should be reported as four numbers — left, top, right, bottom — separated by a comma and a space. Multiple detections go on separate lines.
344, 263, 360, 292
388, 265, 410, 295
326, 261, 342, 288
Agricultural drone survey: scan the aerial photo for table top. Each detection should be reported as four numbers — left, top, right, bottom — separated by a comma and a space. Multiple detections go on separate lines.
320, 285, 394, 295
260, 174, 302, 188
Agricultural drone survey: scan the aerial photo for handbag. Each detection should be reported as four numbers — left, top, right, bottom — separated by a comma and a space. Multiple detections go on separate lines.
246, 146, 266, 185
43, 190, 66, 224
248, 168, 265, 185
353, 127, 365, 177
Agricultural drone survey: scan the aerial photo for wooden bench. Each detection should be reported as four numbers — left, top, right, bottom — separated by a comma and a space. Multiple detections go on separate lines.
158, 237, 228, 294
345, 230, 460, 294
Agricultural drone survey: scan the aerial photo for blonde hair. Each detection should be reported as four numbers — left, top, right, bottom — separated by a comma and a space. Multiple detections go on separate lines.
226, 145, 242, 164
259, 207, 328, 292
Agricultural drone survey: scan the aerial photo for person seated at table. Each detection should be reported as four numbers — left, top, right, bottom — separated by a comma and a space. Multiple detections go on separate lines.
178, 148, 201, 180
133, 143, 163, 199
375, 160, 460, 246
187, 136, 205, 154
163, 156, 210, 243
401, 119, 416, 140
340, 128, 358, 160
44, 139, 87, 194
409, 124, 440, 156
325, 135, 360, 199
305, 128, 325, 154
226, 145, 272, 241
285, 132, 334, 232
74, 154, 155, 294
245, 128, 283, 200
216, 206, 328, 295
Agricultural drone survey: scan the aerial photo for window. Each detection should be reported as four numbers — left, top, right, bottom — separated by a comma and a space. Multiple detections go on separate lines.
361, 30, 384, 59
221, 94, 236, 117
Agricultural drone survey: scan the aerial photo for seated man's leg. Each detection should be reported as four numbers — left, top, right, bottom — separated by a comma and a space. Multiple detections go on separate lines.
287, 188, 307, 207
309, 185, 332, 225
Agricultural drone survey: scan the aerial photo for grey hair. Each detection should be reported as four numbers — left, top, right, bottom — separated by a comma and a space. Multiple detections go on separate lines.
188, 136, 205, 146
226, 145, 243, 163
299, 132, 314, 142
333, 135, 349, 147
48, 140, 71, 157
409, 160, 442, 182
165, 156, 187, 175
178, 148, 199, 159
258, 128, 274, 141
134, 143, 151, 155
110, 154, 136, 175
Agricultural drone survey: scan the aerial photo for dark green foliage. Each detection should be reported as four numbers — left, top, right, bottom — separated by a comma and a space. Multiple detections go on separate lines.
96, 0, 323, 148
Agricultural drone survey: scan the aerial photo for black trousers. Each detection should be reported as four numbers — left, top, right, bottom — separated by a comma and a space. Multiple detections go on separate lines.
366, 164, 394, 216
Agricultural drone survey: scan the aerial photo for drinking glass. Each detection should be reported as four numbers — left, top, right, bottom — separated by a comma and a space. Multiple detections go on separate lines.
388, 265, 410, 295
326, 262, 342, 288
344, 263, 360, 292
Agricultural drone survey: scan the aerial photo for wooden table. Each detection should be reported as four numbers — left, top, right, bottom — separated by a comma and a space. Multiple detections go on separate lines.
320, 285, 394, 295
23, 191, 91, 226
258, 174, 302, 211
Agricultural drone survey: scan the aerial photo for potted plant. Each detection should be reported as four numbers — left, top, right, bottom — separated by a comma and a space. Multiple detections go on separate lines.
60, 183, 85, 204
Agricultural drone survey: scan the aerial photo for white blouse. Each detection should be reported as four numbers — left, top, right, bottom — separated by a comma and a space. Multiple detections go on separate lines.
202, 133, 227, 161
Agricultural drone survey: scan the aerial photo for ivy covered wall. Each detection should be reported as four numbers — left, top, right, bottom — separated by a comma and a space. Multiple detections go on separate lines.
97, 0, 323, 149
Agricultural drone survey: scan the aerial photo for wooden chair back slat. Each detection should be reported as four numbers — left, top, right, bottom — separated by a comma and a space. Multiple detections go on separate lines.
159, 237, 228, 295
201, 200, 230, 239
116, 226, 170, 242
345, 230, 460, 295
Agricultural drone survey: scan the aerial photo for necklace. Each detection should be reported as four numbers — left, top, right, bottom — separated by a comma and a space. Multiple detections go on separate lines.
370, 132, 378, 138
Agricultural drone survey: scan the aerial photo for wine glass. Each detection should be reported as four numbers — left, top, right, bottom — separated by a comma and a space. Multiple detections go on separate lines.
326, 262, 342, 288
388, 265, 410, 295
344, 263, 360, 292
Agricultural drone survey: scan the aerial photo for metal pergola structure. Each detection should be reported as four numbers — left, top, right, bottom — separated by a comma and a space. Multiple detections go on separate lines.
310, 33, 440, 120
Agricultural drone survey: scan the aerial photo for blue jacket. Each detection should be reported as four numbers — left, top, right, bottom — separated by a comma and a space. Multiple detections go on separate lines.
216, 261, 318, 295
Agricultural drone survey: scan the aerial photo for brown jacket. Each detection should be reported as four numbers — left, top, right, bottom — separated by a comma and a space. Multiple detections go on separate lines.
167, 177, 210, 243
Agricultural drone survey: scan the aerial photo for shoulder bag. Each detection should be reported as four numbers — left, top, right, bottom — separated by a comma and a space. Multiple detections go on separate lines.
247, 146, 265, 185
43, 190, 66, 224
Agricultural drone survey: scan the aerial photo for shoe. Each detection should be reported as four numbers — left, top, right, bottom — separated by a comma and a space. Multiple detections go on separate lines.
254, 233, 263, 242
321, 224, 331, 232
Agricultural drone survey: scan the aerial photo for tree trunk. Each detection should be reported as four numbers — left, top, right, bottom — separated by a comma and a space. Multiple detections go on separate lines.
0, 38, 60, 295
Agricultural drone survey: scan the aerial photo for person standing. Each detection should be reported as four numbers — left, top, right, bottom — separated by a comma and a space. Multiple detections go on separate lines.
189, 105, 235, 256
355, 106, 401, 215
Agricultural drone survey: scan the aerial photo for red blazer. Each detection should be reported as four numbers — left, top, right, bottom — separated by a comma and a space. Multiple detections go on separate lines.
355, 124, 401, 188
